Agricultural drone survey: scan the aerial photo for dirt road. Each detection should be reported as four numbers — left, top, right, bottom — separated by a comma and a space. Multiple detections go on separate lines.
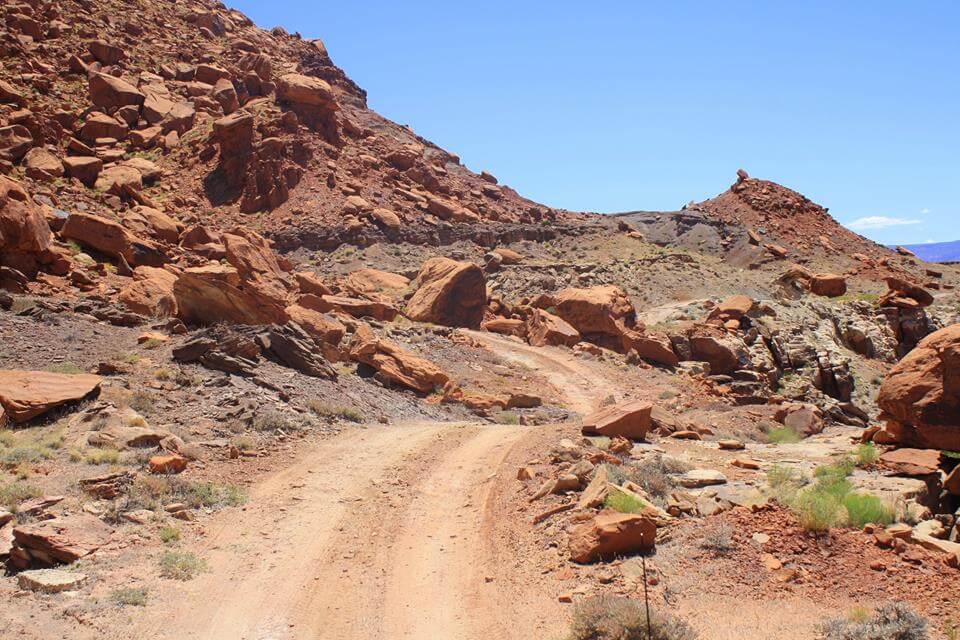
128, 334, 616, 640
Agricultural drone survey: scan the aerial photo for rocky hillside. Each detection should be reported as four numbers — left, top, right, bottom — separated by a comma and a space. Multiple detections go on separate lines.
2, 1, 960, 639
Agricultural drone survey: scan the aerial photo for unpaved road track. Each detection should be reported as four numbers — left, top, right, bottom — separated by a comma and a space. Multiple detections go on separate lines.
129, 335, 615, 640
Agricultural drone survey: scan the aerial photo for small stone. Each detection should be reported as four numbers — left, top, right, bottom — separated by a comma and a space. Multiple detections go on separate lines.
869, 560, 886, 571
761, 553, 782, 571
677, 469, 727, 488
731, 459, 761, 470
752, 533, 770, 545
718, 440, 745, 451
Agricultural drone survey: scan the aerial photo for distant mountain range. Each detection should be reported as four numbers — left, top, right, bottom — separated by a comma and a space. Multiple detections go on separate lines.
891, 240, 960, 263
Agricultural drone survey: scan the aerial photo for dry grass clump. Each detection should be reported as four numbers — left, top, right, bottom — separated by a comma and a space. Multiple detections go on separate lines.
567, 595, 698, 640
818, 602, 928, 640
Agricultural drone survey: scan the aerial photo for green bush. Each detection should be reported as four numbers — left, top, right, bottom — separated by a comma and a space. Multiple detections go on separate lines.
767, 426, 801, 444
855, 443, 880, 466
159, 526, 180, 544
567, 595, 698, 640
604, 489, 648, 514
306, 400, 364, 423
819, 602, 928, 640
111, 587, 148, 607
843, 492, 894, 528
159, 551, 207, 581
793, 488, 845, 532
0, 481, 42, 509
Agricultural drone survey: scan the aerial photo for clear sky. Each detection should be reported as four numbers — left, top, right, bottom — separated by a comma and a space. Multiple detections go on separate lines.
230, 1, 958, 245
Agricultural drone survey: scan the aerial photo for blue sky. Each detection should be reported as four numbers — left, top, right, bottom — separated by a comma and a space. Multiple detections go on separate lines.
231, 1, 958, 244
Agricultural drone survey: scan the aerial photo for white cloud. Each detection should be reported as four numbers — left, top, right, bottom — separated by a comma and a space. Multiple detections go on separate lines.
920, 208, 931, 214
845, 216, 921, 231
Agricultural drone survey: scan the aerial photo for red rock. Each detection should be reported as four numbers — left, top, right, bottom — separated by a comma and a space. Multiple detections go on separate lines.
482, 317, 525, 336
88, 73, 144, 110
348, 324, 449, 393
425, 194, 480, 222
405, 257, 487, 328
62, 156, 102, 186
87, 40, 124, 65
492, 247, 523, 264
301, 294, 398, 322
12, 514, 112, 565
682, 323, 749, 374
23, 148, 63, 181
553, 285, 635, 338
809, 273, 847, 297
526, 308, 580, 347
294, 271, 332, 296
568, 510, 656, 563
276, 73, 336, 107
285, 304, 345, 344
149, 454, 188, 474
879, 277, 934, 309
0, 176, 53, 274
174, 263, 289, 326
0, 370, 102, 423
707, 295, 755, 324
0, 124, 32, 162
581, 399, 653, 440
61, 212, 168, 267
878, 448, 941, 476
341, 268, 410, 302
877, 324, 960, 450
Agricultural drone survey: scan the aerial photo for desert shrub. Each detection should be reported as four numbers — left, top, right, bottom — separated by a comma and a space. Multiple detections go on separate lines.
252, 409, 296, 432
491, 411, 519, 425
127, 390, 156, 415
231, 436, 255, 452
159, 551, 207, 581
0, 481, 42, 509
629, 454, 687, 502
793, 488, 846, 532
604, 489, 648, 514
700, 523, 736, 554
159, 525, 180, 544
46, 361, 83, 374
126, 477, 246, 512
818, 602, 928, 640
306, 400, 363, 423
767, 426, 801, 444
855, 443, 880, 466
843, 493, 894, 528
85, 447, 121, 465
567, 595, 698, 640
111, 587, 148, 607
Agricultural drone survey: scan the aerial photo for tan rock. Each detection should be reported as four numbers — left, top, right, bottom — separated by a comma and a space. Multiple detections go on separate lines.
809, 273, 847, 297
285, 304, 346, 344
12, 514, 112, 564
0, 176, 53, 273
61, 212, 167, 267
119, 266, 178, 317
348, 325, 448, 393
526, 308, 580, 347
879, 448, 941, 476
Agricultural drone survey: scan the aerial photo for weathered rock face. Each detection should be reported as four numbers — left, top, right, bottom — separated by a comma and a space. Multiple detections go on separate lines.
0, 370, 103, 423
706, 294, 755, 327
405, 257, 487, 328
552, 285, 636, 339
679, 324, 750, 375
174, 263, 290, 326
581, 399, 653, 440
526, 308, 580, 347
877, 324, 960, 450
348, 325, 449, 393
285, 303, 345, 344
340, 268, 410, 303
0, 124, 32, 162
568, 510, 657, 563
0, 176, 53, 275
119, 266, 178, 317
299, 293, 398, 322
61, 212, 168, 267
88, 72, 144, 110
275, 73, 339, 140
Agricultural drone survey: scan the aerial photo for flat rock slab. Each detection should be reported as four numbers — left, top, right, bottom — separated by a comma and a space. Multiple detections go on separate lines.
677, 469, 728, 488
18, 569, 88, 593
13, 513, 113, 564
0, 370, 102, 422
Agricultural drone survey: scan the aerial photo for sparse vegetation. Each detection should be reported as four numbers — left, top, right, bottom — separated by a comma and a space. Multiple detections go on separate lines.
567, 595, 699, 640
252, 409, 296, 432
604, 489, 648, 514
111, 587, 148, 607
46, 361, 84, 374
159, 551, 207, 581
85, 447, 121, 465
629, 454, 689, 504
159, 526, 180, 544
818, 602, 928, 640
700, 523, 736, 554
843, 492, 894, 528
127, 390, 156, 415
307, 400, 364, 423
126, 476, 247, 512
855, 443, 880, 467
0, 481, 42, 509
491, 411, 519, 425
766, 426, 801, 444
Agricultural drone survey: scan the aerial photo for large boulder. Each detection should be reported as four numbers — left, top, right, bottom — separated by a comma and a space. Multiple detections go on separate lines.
119, 266, 178, 317
680, 323, 750, 374
405, 257, 487, 328
285, 304, 345, 344
276, 73, 336, 108
299, 293, 398, 322
0, 125, 32, 162
552, 285, 636, 339
348, 325, 449, 393
526, 308, 580, 347
88, 73, 144, 110
0, 370, 102, 423
809, 273, 847, 298
581, 399, 653, 440
341, 268, 410, 303
61, 212, 168, 267
0, 176, 53, 274
877, 324, 960, 450
568, 510, 656, 563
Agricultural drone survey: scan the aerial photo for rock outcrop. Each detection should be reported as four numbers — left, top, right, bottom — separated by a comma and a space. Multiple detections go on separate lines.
0, 370, 103, 424
568, 510, 657, 563
581, 399, 653, 440
348, 325, 449, 393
